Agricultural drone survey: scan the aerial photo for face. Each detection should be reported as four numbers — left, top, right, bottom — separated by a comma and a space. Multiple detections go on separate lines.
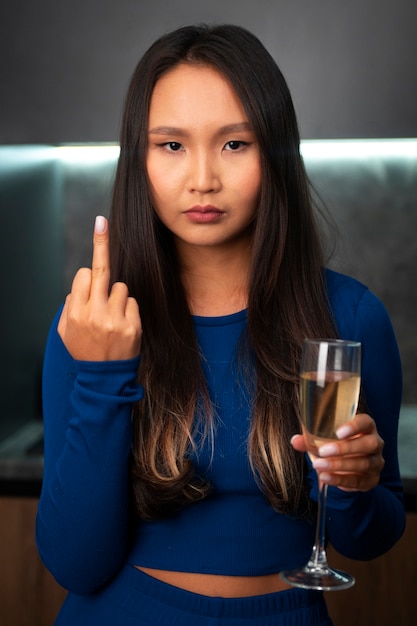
146, 63, 262, 256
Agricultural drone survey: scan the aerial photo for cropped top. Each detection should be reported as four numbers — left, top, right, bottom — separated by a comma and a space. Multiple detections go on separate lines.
36, 269, 406, 594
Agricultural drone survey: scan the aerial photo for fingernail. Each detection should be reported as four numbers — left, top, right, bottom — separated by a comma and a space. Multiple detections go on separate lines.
318, 473, 332, 483
318, 443, 338, 457
336, 425, 353, 439
95, 215, 106, 234
313, 459, 331, 470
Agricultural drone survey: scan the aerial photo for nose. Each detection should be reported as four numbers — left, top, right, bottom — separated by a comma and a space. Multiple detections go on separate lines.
188, 152, 221, 194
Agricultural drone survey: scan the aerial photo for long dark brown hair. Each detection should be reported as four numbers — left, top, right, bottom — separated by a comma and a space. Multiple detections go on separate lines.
109, 24, 338, 520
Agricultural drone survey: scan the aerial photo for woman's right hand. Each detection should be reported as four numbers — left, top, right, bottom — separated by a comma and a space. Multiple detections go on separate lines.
58, 216, 142, 361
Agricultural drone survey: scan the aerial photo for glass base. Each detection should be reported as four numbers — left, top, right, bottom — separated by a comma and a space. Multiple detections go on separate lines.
280, 565, 355, 591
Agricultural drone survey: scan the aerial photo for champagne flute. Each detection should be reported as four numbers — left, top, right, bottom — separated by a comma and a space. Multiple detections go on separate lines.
281, 338, 361, 591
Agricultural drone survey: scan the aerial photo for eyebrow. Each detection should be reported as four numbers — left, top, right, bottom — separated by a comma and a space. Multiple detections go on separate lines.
148, 122, 253, 136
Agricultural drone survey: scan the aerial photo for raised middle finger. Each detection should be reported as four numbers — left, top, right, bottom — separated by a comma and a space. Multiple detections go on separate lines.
90, 215, 111, 301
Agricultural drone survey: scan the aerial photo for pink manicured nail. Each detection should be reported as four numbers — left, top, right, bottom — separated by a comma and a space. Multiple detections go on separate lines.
318, 443, 338, 457
95, 215, 106, 234
318, 473, 332, 484
336, 424, 353, 439
313, 459, 331, 470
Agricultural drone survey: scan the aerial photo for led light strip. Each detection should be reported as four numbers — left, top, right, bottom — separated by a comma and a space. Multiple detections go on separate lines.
54, 140, 417, 163
55, 144, 120, 163
300, 139, 417, 160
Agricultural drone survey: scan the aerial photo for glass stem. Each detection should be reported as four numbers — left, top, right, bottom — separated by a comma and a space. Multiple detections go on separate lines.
308, 480, 329, 570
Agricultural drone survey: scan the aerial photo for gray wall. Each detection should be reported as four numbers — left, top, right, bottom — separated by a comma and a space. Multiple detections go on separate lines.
1, 0, 417, 143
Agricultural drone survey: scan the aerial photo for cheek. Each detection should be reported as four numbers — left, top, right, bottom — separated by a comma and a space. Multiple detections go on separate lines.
145, 158, 158, 197
147, 160, 183, 201
147, 173, 169, 209
242, 164, 262, 205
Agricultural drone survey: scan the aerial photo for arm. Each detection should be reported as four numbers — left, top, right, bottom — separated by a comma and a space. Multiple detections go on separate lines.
293, 287, 406, 560
36, 216, 143, 593
36, 319, 143, 593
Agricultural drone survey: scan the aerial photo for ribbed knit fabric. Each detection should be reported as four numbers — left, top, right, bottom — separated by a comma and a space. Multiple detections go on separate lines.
129, 308, 316, 574
36, 269, 405, 596
54, 564, 334, 625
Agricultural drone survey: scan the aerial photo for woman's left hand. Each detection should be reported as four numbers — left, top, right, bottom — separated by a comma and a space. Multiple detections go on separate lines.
291, 413, 385, 492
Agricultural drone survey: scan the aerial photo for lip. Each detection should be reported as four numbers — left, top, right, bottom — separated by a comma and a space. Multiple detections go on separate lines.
183, 205, 225, 223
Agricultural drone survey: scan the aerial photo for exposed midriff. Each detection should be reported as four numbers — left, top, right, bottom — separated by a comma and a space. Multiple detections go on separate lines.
135, 566, 292, 597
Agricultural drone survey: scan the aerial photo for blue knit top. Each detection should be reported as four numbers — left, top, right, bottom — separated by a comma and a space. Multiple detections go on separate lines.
36, 269, 405, 594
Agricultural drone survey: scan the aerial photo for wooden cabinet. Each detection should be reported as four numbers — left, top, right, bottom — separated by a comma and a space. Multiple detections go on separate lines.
0, 498, 66, 626
0, 497, 415, 625
325, 513, 417, 625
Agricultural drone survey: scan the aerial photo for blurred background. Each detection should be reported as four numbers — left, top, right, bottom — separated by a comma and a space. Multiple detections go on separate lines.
1, 0, 417, 142
0, 1, 416, 625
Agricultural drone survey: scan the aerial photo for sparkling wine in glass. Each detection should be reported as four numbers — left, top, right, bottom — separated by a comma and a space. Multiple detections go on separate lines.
281, 338, 361, 591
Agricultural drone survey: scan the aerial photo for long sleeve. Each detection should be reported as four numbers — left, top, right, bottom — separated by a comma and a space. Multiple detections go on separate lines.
309, 273, 406, 560
36, 310, 143, 593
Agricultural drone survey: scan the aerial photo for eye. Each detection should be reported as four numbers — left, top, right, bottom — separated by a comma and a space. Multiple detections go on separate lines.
224, 140, 249, 151
161, 141, 183, 152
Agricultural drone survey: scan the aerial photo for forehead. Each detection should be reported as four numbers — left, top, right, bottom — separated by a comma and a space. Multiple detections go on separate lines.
148, 63, 248, 128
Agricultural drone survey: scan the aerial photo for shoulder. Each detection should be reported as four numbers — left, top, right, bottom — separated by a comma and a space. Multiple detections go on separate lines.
324, 268, 391, 341
325, 267, 368, 307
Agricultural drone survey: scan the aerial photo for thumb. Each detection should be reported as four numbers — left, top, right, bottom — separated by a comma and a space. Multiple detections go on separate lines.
290, 433, 308, 452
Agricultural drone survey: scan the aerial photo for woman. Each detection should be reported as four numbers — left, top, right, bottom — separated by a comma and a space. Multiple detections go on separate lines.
36, 24, 405, 625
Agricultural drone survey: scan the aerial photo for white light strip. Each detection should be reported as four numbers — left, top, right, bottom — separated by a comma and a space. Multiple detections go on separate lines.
54, 140, 417, 163
300, 139, 417, 160
55, 144, 120, 163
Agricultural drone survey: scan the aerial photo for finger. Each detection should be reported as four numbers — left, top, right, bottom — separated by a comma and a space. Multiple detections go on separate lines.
319, 472, 367, 491
108, 281, 130, 313
69, 268, 93, 307
125, 298, 142, 356
290, 434, 308, 453
90, 215, 110, 300
317, 469, 380, 492
125, 297, 141, 330
108, 281, 141, 323
335, 413, 375, 440
57, 295, 70, 338
313, 453, 384, 475
318, 431, 383, 460
58, 269, 92, 336
107, 284, 142, 357
108, 283, 141, 327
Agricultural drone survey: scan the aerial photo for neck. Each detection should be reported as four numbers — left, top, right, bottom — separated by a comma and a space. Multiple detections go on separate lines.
177, 241, 251, 317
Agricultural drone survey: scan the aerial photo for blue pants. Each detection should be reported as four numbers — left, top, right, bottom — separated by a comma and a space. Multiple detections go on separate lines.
55, 564, 333, 625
